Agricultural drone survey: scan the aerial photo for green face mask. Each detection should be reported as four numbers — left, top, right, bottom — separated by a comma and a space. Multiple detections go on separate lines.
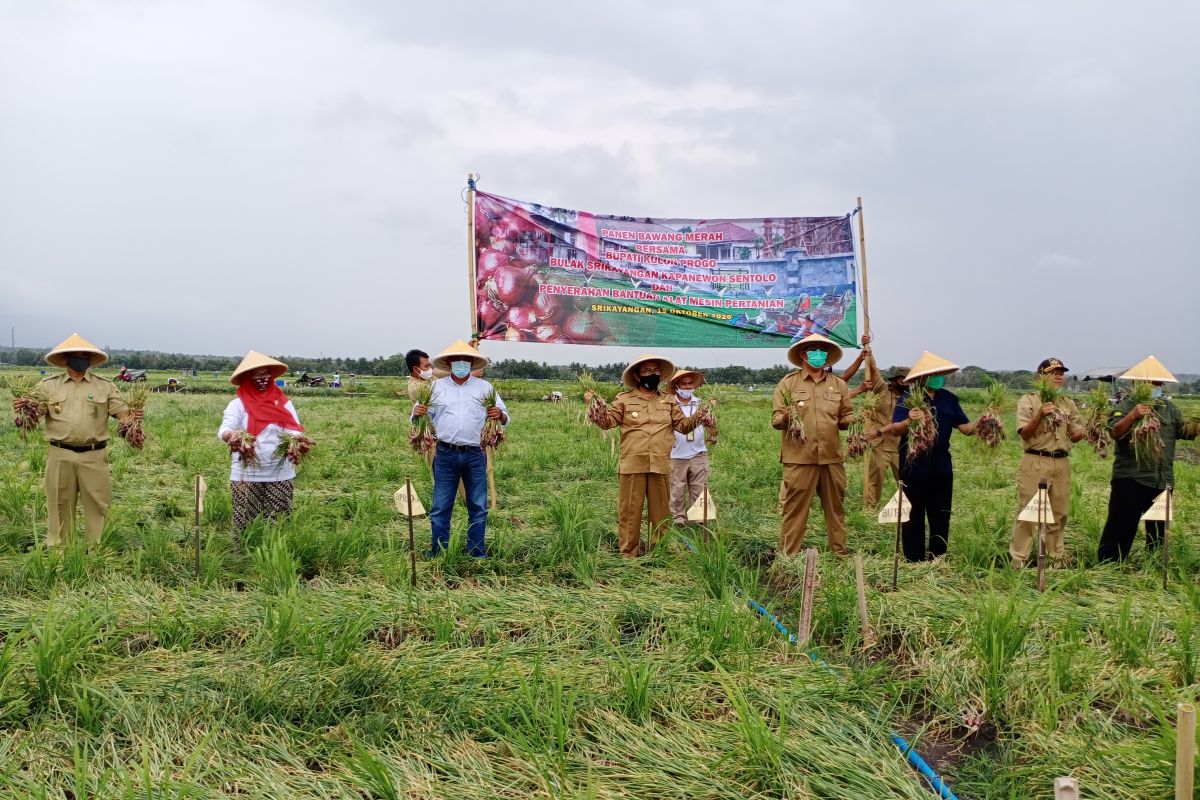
805, 350, 828, 368
925, 375, 945, 391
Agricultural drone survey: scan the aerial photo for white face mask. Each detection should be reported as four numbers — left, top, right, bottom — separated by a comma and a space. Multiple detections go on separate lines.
419, 368, 433, 380
676, 389, 695, 400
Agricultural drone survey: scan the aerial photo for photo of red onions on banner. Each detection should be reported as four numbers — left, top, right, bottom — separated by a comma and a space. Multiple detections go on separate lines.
472, 191, 859, 349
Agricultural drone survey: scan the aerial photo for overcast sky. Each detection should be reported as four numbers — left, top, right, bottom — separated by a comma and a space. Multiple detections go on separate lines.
1, 1, 1196, 373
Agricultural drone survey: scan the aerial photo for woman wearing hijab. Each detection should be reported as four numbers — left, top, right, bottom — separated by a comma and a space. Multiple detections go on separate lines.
218, 351, 305, 549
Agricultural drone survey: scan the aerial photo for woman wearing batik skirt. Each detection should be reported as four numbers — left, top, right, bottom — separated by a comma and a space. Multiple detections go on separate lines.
218, 351, 304, 549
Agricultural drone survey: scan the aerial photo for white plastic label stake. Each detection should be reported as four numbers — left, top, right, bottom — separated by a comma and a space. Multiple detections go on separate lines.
1018, 491, 1055, 524
1140, 490, 1173, 521
878, 490, 911, 524
394, 485, 427, 518
195, 475, 207, 514
686, 488, 717, 522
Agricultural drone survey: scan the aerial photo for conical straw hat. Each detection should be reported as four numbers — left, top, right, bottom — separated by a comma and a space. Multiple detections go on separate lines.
45, 333, 108, 368
622, 354, 675, 389
786, 333, 843, 368
431, 339, 488, 372
230, 351, 289, 385
904, 351, 960, 383
668, 369, 705, 391
1119, 355, 1177, 383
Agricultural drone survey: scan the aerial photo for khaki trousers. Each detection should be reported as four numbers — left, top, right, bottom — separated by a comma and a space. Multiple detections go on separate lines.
781, 463, 847, 556
618, 472, 670, 557
1010, 454, 1071, 567
862, 446, 900, 509
669, 452, 709, 526
45, 445, 112, 548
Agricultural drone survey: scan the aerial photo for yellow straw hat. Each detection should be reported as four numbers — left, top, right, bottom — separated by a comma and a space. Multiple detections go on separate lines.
904, 351, 960, 384
786, 334, 843, 369
230, 351, 289, 385
668, 369, 705, 391
622, 354, 675, 389
431, 339, 488, 372
45, 333, 108, 368
1119, 355, 1177, 383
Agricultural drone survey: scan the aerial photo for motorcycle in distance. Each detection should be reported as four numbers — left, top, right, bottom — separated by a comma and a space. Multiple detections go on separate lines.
294, 371, 326, 387
115, 367, 148, 382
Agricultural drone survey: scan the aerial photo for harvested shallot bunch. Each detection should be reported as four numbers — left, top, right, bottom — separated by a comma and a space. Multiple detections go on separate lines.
903, 385, 938, 459
1080, 386, 1113, 458
5, 375, 41, 440
779, 389, 807, 443
1034, 375, 1066, 430
410, 383, 437, 454
117, 384, 149, 450
477, 388, 506, 449
273, 432, 315, 466
1127, 381, 1163, 466
975, 380, 1007, 449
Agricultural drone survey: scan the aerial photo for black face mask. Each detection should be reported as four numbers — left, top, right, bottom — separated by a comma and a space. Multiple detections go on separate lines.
638, 374, 661, 391
67, 355, 91, 373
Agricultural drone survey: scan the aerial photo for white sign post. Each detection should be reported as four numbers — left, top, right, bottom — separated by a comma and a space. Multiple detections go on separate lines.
880, 484, 910, 591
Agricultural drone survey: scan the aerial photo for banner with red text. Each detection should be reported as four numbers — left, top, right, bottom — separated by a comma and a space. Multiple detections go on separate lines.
474, 191, 857, 348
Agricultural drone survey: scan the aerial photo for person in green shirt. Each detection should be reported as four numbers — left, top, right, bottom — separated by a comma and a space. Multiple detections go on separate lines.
1097, 356, 1199, 562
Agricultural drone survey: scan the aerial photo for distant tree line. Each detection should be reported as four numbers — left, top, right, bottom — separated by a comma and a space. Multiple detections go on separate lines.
2, 347, 1196, 392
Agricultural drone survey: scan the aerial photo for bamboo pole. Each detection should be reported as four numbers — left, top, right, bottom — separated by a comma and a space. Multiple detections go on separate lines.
1163, 485, 1173, 590
892, 481, 904, 591
1036, 480, 1048, 593
193, 475, 202, 579
486, 447, 497, 510
406, 477, 417, 587
1178, 702, 1196, 800
854, 554, 873, 648
855, 196, 871, 344
797, 548, 818, 650
1053, 776, 1080, 799
466, 174, 479, 338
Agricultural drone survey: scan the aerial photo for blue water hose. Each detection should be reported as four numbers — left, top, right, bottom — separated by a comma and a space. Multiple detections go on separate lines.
680, 536, 961, 800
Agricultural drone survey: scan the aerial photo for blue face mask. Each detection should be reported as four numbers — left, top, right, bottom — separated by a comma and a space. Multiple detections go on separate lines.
451, 360, 472, 379
805, 350, 828, 368
925, 375, 945, 391
1151, 387, 1163, 399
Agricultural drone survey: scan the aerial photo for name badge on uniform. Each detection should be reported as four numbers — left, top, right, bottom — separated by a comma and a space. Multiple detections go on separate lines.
686, 431, 694, 441
631, 411, 638, 418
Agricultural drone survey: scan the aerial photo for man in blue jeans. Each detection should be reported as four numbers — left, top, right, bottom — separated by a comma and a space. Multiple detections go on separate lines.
412, 339, 508, 557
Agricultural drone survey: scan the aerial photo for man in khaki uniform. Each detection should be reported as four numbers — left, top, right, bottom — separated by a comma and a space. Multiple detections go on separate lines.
862, 363, 907, 510
19, 334, 143, 548
1010, 357, 1085, 568
588, 354, 705, 557
667, 370, 710, 530
772, 334, 854, 556
777, 334, 873, 512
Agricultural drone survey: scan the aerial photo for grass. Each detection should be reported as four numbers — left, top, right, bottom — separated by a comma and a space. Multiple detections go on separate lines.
0, 368, 1197, 797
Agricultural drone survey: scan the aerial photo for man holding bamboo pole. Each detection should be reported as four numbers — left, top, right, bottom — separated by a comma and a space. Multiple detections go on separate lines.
16, 333, 143, 549
772, 334, 855, 557
586, 354, 708, 557
862, 362, 906, 510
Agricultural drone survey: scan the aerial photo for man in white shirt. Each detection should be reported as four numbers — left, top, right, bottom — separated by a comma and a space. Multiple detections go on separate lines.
412, 340, 508, 557
668, 370, 710, 530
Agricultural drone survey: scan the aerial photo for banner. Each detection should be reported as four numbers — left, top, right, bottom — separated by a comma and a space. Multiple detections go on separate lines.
473, 191, 858, 348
